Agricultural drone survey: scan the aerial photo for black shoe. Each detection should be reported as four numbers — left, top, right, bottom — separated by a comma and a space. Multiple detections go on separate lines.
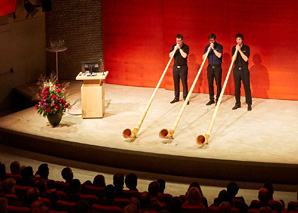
247, 104, 252, 111
170, 99, 179, 104
232, 104, 241, 110
206, 100, 215, 105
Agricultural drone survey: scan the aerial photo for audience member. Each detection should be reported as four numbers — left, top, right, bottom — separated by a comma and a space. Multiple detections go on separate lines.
102, 184, 116, 206
157, 179, 165, 194
217, 190, 233, 206
219, 201, 232, 213
68, 179, 81, 202
20, 166, 34, 186
9, 161, 21, 175
0, 178, 16, 194
113, 173, 125, 198
0, 163, 7, 181
35, 164, 49, 179
125, 173, 138, 191
93, 174, 106, 187
61, 167, 73, 183
123, 204, 138, 213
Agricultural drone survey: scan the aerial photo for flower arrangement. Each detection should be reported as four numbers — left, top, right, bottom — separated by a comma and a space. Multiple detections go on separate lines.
35, 74, 71, 117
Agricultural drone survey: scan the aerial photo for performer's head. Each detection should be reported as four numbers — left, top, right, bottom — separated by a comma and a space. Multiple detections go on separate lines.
235, 33, 244, 45
176, 34, 184, 46
208, 33, 216, 44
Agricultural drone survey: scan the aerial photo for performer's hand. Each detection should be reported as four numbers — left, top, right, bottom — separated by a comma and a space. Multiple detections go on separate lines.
208, 46, 212, 51
236, 44, 241, 51
210, 43, 214, 49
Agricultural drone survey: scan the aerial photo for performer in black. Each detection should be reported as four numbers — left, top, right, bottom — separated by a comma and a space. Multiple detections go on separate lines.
232, 33, 252, 111
203, 34, 223, 105
169, 34, 189, 104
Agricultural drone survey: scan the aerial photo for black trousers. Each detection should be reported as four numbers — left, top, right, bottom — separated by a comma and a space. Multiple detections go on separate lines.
207, 65, 222, 101
233, 66, 252, 105
173, 65, 188, 100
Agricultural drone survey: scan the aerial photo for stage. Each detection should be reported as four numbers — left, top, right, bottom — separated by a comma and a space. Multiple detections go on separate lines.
0, 82, 298, 184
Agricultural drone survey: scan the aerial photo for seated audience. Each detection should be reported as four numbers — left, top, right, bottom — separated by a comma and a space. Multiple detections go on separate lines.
20, 166, 34, 186
93, 174, 106, 187
61, 167, 73, 183
10, 161, 21, 175
113, 173, 125, 198
219, 201, 232, 213
0, 178, 16, 194
125, 173, 138, 191
102, 184, 116, 206
157, 179, 165, 194
68, 179, 82, 202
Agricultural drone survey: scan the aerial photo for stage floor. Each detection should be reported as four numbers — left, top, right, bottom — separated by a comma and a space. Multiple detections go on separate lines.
0, 82, 298, 183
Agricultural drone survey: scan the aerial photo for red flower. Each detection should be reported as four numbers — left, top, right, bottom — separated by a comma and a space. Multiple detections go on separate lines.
40, 100, 44, 104
61, 99, 66, 104
46, 108, 51, 112
57, 84, 61, 87
45, 86, 49, 90
44, 91, 49, 95
52, 95, 56, 99
56, 89, 61, 93
51, 103, 55, 107
36, 93, 40, 98
35, 104, 38, 110
65, 104, 69, 108
43, 95, 47, 99
62, 88, 66, 92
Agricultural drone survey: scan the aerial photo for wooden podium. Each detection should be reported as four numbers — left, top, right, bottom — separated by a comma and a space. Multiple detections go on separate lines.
76, 72, 108, 118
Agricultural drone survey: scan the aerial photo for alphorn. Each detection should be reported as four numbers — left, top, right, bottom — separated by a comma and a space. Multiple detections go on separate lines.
196, 49, 238, 145
123, 48, 178, 138
159, 48, 211, 139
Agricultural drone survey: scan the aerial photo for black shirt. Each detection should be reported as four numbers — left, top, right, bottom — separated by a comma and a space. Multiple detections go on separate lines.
203, 42, 223, 65
170, 43, 189, 66
232, 44, 250, 67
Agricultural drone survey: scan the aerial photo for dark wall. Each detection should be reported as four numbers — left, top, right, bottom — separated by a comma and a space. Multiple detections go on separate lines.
46, 0, 103, 80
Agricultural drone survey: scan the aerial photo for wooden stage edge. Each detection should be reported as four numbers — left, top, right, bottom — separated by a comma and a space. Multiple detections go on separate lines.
0, 127, 297, 185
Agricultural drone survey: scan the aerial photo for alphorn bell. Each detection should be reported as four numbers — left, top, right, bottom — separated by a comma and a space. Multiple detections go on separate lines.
196, 49, 239, 145
123, 48, 178, 138
159, 48, 211, 139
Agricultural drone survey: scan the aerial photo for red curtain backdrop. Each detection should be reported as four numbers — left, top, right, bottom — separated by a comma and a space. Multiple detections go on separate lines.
102, 0, 298, 100
0, 0, 17, 16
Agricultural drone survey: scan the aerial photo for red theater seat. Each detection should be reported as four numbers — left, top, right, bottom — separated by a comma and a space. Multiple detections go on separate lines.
55, 200, 76, 212
14, 185, 30, 199
79, 194, 100, 205
288, 201, 298, 212
40, 197, 52, 208
269, 200, 283, 212
91, 204, 122, 213
208, 205, 240, 213
6, 173, 22, 182
5, 194, 18, 205
82, 184, 105, 198
123, 190, 140, 198
7, 205, 30, 213
55, 181, 70, 194
232, 198, 246, 211
181, 204, 205, 213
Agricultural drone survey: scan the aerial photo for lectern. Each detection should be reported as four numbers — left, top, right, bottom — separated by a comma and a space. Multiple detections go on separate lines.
76, 72, 108, 118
